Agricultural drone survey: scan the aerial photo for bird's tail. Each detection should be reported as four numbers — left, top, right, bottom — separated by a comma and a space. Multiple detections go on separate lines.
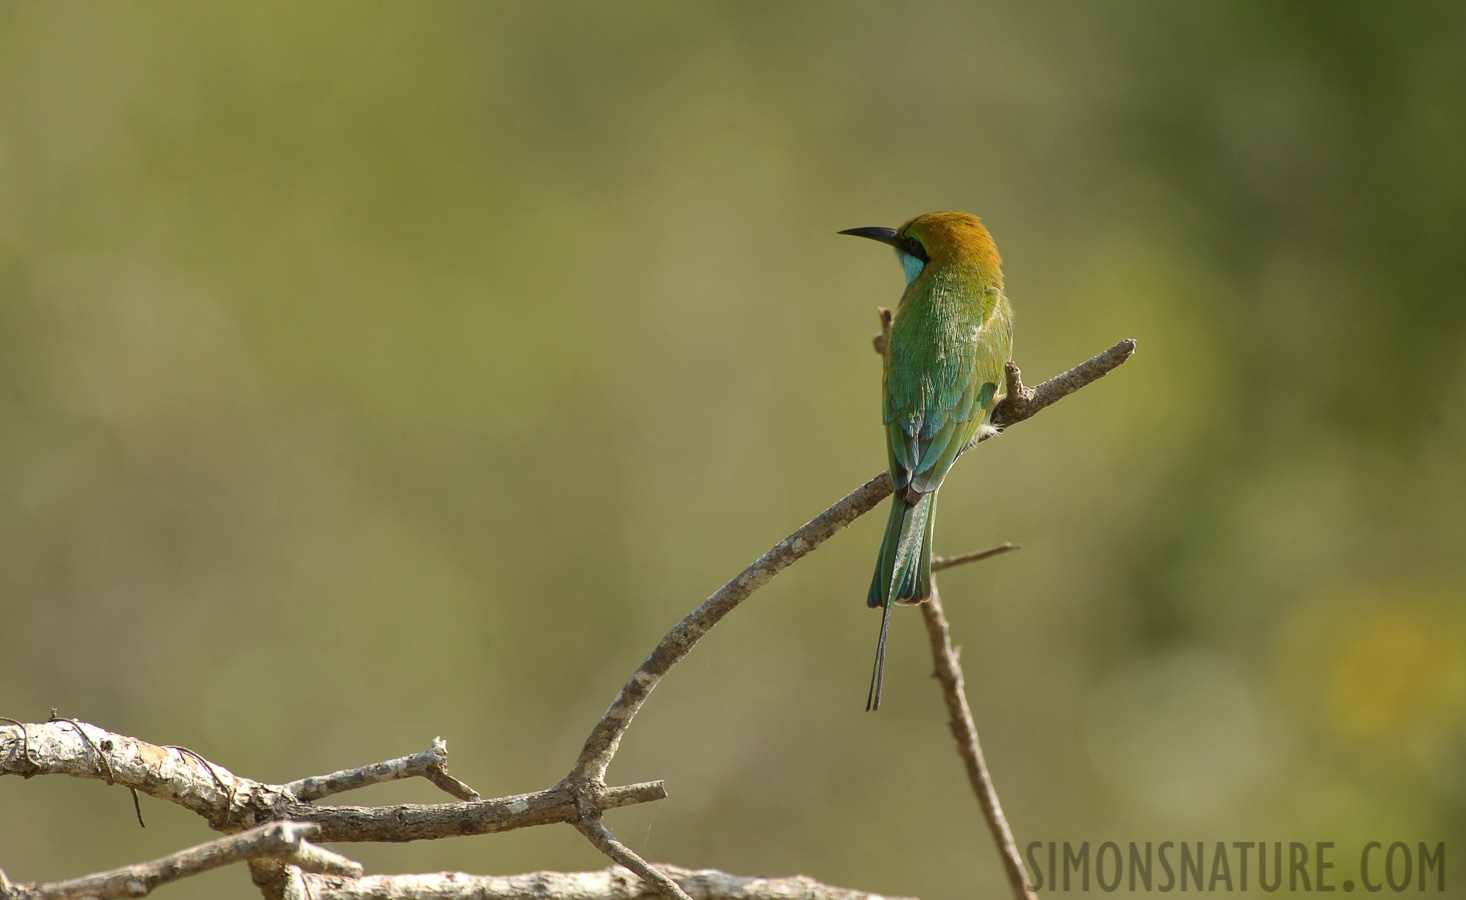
865, 491, 936, 711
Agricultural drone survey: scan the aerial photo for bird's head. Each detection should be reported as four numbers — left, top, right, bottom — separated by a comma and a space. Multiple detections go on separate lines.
839, 210, 1001, 286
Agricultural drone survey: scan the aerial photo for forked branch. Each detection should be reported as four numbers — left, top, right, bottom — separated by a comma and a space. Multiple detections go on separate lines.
2, 337, 1133, 900
566, 336, 1133, 897
0, 722, 884, 900
571, 337, 1134, 786
0, 719, 663, 844
1, 823, 358, 900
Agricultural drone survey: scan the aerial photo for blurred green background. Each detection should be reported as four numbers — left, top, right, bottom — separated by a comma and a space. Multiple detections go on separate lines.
2, 3, 1464, 898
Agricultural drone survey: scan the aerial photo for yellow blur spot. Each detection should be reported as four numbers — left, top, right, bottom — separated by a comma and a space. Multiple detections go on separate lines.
1325, 598, 1466, 758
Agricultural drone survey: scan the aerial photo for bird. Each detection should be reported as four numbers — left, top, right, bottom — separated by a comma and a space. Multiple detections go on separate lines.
839, 211, 1013, 711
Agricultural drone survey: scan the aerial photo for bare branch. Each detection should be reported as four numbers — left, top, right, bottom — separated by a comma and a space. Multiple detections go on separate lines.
931, 543, 1019, 573
295, 780, 667, 844
568, 471, 892, 785
284, 737, 479, 802
919, 586, 1037, 900
576, 819, 695, 900
872, 306, 894, 355
0, 721, 664, 844
987, 339, 1135, 433
3, 822, 359, 900
572, 339, 1135, 788
559, 341, 1132, 899
287, 866, 918, 900
3, 339, 1132, 900
1, 719, 241, 824
0, 718, 39, 775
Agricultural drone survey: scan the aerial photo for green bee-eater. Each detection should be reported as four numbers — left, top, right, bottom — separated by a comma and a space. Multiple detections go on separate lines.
840, 211, 1013, 710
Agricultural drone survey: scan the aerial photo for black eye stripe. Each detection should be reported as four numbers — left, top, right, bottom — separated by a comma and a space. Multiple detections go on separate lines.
903, 237, 929, 262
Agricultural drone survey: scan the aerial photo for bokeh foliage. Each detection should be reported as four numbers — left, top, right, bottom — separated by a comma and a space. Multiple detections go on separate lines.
2, 3, 1463, 898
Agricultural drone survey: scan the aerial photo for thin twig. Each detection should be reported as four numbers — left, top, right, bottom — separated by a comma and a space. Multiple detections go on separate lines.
575, 819, 695, 900
284, 737, 479, 802
571, 338, 1134, 788
987, 339, 1136, 432
932, 543, 1019, 572
568, 471, 893, 786
919, 585, 1038, 900
872, 306, 894, 355
2, 822, 360, 900
129, 788, 145, 828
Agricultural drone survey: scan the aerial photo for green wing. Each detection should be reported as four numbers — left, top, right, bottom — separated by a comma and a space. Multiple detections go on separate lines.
884, 275, 1011, 501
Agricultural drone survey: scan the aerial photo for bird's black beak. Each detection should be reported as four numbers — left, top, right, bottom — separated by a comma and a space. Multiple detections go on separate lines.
838, 226, 900, 247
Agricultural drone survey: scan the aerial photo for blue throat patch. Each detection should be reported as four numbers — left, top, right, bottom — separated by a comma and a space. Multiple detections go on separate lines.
897, 249, 925, 286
